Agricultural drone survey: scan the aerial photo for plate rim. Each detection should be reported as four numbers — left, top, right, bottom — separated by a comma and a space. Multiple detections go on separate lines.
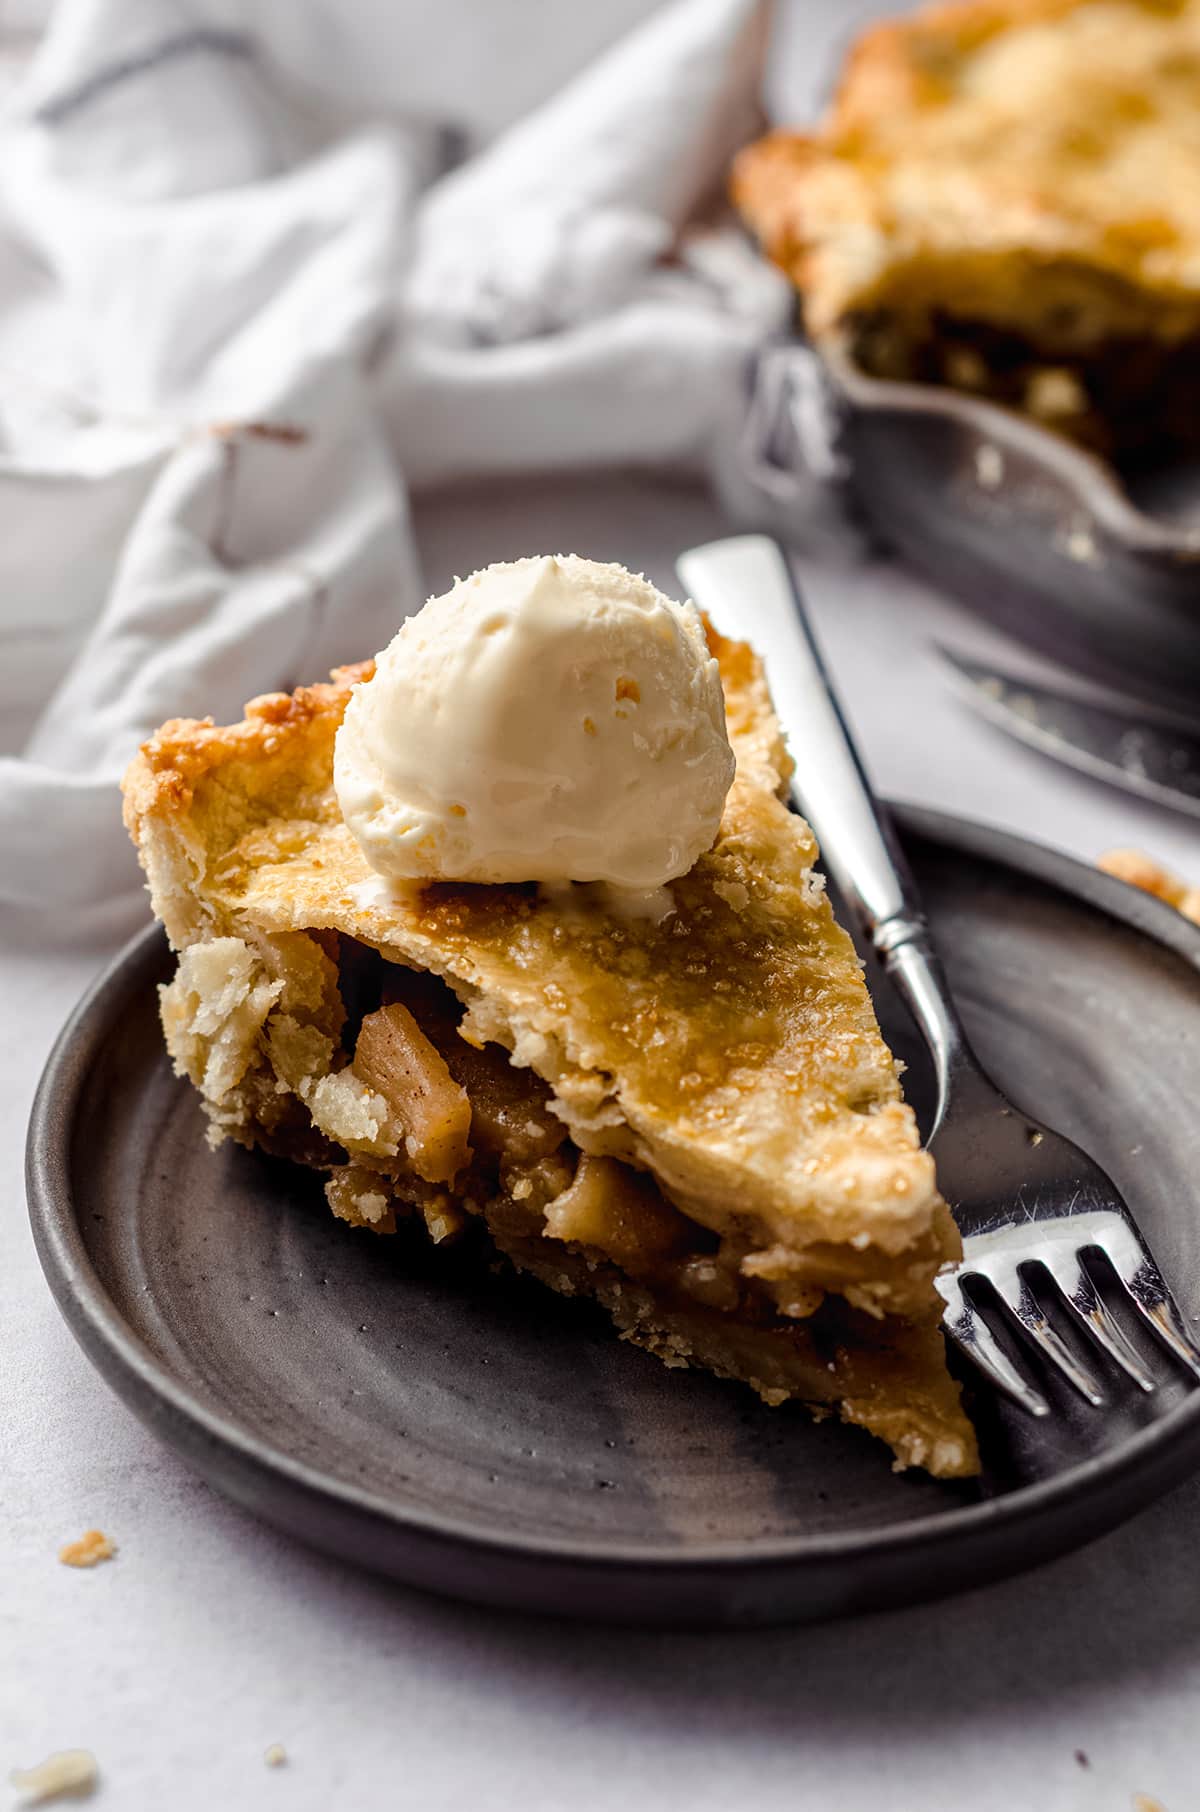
26, 804, 1200, 1611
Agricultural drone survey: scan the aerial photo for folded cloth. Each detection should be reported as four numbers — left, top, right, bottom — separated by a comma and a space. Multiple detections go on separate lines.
0, 0, 795, 927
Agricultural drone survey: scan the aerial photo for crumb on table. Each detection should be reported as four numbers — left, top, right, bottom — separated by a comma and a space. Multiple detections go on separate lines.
9, 1749, 99, 1804
264, 1744, 287, 1768
58, 1531, 116, 1569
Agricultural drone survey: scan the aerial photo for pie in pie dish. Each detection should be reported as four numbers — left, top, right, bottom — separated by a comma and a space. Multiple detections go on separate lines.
733, 0, 1200, 465
121, 624, 978, 1480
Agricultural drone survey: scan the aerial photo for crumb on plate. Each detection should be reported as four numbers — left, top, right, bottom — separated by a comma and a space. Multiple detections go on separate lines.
1098, 849, 1200, 926
58, 1531, 116, 1569
10, 1749, 99, 1804
264, 1744, 287, 1768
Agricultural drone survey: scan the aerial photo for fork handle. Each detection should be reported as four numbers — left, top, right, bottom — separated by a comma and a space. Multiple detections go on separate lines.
676, 535, 969, 1077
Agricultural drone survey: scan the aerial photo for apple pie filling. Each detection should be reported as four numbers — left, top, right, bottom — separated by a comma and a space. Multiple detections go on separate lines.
848, 307, 1200, 467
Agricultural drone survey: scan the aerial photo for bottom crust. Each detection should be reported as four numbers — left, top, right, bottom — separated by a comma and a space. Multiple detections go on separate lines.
490, 1216, 977, 1480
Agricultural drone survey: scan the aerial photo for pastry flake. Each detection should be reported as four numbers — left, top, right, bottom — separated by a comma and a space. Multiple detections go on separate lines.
57, 1530, 116, 1569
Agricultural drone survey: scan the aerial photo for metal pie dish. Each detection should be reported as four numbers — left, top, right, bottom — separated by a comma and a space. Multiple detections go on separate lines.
798, 334, 1200, 703
26, 806, 1200, 1626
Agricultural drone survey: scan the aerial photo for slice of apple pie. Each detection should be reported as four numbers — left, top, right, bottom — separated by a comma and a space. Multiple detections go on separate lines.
122, 616, 977, 1479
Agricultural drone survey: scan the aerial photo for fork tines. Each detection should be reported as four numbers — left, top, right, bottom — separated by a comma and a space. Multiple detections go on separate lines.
936, 1212, 1200, 1416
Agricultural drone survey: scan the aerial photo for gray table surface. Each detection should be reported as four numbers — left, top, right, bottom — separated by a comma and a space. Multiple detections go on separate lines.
5, 469, 1200, 1812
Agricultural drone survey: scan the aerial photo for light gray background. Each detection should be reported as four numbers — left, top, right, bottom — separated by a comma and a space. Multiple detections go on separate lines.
6, 5, 1200, 1808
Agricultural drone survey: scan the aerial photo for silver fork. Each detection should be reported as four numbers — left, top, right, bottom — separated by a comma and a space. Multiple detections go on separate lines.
677, 534, 1200, 1417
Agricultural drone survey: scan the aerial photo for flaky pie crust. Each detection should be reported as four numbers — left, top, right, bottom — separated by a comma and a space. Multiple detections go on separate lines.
122, 632, 977, 1477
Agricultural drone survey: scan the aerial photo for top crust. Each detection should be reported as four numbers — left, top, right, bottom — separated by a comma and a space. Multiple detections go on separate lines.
733, 0, 1200, 343
123, 630, 956, 1300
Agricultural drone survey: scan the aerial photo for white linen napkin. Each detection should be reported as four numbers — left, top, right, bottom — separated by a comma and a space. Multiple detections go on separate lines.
0, 0, 794, 925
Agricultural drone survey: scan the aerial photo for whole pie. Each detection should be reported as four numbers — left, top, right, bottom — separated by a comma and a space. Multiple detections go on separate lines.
122, 626, 978, 1479
734, 0, 1200, 464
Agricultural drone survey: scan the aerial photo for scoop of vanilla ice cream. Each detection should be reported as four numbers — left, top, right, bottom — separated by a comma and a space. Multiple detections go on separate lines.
333, 554, 736, 890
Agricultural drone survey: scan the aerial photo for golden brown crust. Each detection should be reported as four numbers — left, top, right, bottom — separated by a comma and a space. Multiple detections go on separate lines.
122, 663, 372, 832
734, 0, 1200, 363
123, 663, 372, 947
123, 636, 947, 1284
826, 0, 1096, 139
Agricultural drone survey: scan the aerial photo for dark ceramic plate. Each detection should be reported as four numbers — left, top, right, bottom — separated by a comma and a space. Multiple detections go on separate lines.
25, 807, 1200, 1626
760, 335, 1200, 706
